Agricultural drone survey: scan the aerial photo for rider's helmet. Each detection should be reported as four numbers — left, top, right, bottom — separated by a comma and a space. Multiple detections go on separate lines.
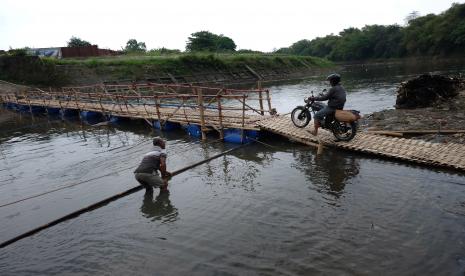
326, 73, 341, 86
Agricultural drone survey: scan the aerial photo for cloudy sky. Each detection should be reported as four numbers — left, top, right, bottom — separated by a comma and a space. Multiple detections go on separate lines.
0, 0, 461, 52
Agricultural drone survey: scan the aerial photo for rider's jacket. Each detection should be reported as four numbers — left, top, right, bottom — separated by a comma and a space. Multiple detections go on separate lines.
314, 84, 346, 109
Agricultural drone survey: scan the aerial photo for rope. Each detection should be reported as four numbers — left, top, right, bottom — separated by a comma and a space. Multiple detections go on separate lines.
0, 134, 234, 208
0, 143, 250, 248
245, 136, 280, 150
0, 119, 63, 136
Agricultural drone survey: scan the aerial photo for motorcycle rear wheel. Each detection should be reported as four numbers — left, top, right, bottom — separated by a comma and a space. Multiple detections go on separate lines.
291, 106, 311, 128
332, 121, 357, 141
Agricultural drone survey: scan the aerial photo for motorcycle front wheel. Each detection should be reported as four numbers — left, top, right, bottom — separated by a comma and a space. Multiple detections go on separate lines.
291, 106, 311, 128
332, 121, 357, 141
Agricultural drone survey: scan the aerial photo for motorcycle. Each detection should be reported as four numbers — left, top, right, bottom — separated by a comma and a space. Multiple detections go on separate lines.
291, 91, 361, 141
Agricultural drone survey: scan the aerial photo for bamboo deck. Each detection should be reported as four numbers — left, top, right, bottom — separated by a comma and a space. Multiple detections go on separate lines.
257, 116, 465, 171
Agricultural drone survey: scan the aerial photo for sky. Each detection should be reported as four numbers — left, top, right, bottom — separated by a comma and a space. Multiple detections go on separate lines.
0, 0, 462, 52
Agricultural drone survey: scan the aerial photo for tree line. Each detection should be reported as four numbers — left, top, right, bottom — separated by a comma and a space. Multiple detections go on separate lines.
66, 31, 238, 55
276, 3, 465, 61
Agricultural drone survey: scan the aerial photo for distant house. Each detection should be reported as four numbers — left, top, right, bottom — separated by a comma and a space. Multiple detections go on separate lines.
27, 47, 62, 58
28, 45, 119, 59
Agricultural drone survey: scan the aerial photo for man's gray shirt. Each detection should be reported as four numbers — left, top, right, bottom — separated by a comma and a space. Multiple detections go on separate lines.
134, 146, 167, 174
315, 84, 346, 109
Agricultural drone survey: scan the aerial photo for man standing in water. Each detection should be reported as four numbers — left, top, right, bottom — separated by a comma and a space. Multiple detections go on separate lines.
309, 73, 347, 136
134, 138, 172, 192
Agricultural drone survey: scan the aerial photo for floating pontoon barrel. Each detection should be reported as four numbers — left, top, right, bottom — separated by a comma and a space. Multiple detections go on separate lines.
80, 111, 103, 120
224, 128, 260, 144
46, 107, 61, 116
17, 104, 30, 112
30, 106, 46, 114
60, 109, 79, 118
5, 103, 18, 110
108, 115, 123, 124
185, 124, 202, 138
153, 120, 181, 131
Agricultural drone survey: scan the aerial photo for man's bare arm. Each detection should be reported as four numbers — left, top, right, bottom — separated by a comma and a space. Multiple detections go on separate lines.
159, 156, 171, 177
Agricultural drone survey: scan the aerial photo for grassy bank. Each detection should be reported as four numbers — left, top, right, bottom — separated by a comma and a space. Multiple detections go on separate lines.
52, 53, 332, 74
1, 53, 332, 86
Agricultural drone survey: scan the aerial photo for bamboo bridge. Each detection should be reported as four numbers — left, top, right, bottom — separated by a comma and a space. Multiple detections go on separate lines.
1, 82, 464, 172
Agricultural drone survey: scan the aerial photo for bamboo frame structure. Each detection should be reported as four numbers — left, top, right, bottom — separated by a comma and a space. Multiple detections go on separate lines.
0, 83, 274, 137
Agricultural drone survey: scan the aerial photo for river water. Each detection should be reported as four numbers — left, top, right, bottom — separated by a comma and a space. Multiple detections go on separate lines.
1, 60, 465, 275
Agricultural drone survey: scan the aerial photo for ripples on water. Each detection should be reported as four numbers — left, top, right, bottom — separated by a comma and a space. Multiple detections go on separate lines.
1, 61, 465, 275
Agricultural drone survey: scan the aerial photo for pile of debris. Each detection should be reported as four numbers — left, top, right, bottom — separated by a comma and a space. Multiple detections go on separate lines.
395, 74, 464, 109
364, 74, 465, 144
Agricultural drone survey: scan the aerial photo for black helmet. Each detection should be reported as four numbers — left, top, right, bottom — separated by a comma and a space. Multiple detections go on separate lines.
326, 73, 341, 85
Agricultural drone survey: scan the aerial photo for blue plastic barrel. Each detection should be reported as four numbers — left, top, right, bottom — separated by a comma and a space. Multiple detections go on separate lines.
108, 115, 122, 124
60, 109, 79, 118
153, 120, 181, 131
6, 103, 18, 110
30, 106, 46, 114
80, 111, 103, 120
17, 105, 30, 112
185, 124, 202, 138
224, 128, 260, 144
46, 107, 61, 116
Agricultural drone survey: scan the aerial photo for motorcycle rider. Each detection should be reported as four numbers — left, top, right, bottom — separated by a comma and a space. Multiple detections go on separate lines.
308, 73, 346, 136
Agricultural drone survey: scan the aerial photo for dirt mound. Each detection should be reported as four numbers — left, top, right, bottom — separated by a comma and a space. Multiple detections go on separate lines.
395, 74, 464, 109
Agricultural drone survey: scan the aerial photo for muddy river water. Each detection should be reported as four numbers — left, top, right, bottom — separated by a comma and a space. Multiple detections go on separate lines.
1, 60, 465, 275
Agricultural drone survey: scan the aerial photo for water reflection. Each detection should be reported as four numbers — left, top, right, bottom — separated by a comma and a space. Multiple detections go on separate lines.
199, 145, 276, 191
292, 149, 360, 197
140, 190, 178, 223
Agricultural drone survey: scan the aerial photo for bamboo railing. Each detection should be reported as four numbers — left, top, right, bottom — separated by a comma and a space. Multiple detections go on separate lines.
1, 83, 274, 141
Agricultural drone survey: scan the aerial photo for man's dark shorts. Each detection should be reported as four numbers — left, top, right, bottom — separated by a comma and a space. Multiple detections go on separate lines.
134, 172, 164, 188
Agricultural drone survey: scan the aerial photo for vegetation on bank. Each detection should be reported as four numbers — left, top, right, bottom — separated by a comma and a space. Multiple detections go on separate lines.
0, 54, 332, 86
52, 53, 330, 69
276, 3, 465, 61
53, 53, 332, 81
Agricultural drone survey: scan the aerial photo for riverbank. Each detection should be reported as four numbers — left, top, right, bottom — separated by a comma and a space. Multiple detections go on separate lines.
0, 54, 332, 87
365, 89, 465, 144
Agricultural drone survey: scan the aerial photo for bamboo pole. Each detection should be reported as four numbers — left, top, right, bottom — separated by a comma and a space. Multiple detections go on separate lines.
115, 95, 123, 112
197, 88, 207, 141
257, 81, 264, 116
217, 95, 224, 140
25, 91, 32, 113
154, 96, 162, 127
366, 131, 404, 137
0, 143, 249, 249
368, 129, 465, 135
317, 140, 324, 155
265, 89, 272, 114
241, 94, 246, 143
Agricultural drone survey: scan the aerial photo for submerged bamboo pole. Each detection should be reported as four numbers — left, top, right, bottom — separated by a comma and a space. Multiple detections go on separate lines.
317, 140, 324, 155
0, 143, 249, 249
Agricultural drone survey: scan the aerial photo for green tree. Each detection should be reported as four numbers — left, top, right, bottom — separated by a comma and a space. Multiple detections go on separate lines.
404, 11, 420, 25
186, 31, 236, 52
67, 36, 91, 47
124, 39, 147, 53
147, 47, 181, 55
276, 2, 465, 60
